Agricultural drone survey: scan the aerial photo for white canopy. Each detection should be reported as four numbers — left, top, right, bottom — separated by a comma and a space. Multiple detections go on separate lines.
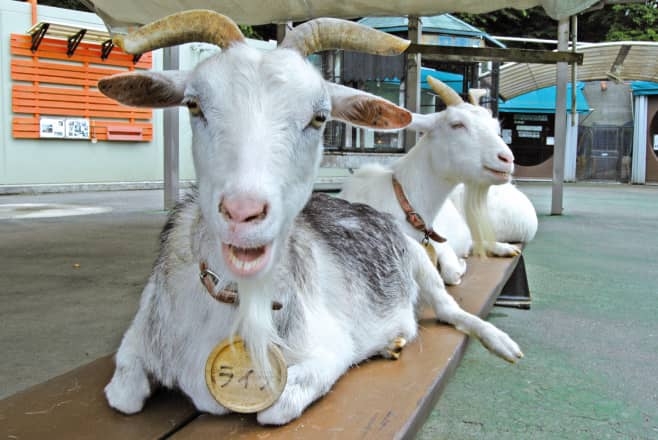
82, 0, 600, 33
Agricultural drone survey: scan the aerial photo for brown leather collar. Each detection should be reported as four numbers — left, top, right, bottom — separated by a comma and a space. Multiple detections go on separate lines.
199, 262, 282, 310
392, 176, 446, 243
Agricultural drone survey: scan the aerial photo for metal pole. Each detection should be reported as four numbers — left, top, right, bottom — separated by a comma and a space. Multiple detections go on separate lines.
570, 16, 578, 127
163, 46, 180, 210
404, 16, 421, 151
551, 18, 569, 215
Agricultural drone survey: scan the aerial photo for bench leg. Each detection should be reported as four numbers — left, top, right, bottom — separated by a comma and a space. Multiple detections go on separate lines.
495, 254, 531, 309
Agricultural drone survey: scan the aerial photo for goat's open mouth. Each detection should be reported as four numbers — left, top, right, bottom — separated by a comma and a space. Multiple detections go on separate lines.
484, 166, 511, 181
221, 243, 271, 277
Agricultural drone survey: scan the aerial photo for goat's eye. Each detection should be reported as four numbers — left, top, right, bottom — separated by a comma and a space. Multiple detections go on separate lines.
185, 99, 203, 117
450, 121, 465, 130
309, 113, 327, 129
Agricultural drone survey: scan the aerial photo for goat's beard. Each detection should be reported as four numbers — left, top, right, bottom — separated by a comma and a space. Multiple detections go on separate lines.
230, 279, 284, 391
463, 183, 496, 257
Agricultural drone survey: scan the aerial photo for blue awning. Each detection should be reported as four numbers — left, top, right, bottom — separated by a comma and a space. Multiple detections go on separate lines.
498, 83, 590, 114
384, 70, 591, 114
383, 67, 463, 93
631, 81, 658, 96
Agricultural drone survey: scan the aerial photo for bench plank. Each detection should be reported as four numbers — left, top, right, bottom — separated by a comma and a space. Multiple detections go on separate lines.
1, 356, 197, 439
171, 254, 522, 439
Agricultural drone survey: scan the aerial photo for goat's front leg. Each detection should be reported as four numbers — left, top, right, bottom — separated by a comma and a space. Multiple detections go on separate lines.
105, 325, 153, 414
410, 238, 523, 363
484, 241, 521, 257
433, 240, 467, 285
257, 350, 352, 425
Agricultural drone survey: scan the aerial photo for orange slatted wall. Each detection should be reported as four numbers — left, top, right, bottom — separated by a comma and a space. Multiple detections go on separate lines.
10, 33, 153, 141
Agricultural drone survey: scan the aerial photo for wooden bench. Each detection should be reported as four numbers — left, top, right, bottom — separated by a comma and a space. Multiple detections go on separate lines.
1, 253, 529, 439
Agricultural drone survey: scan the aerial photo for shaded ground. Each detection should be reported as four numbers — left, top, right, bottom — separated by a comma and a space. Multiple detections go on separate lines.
1, 183, 657, 439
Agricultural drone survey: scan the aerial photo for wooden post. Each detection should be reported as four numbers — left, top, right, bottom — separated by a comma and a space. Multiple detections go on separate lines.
551, 18, 569, 215
29, 0, 37, 26
276, 23, 291, 44
404, 16, 421, 151
163, 46, 180, 210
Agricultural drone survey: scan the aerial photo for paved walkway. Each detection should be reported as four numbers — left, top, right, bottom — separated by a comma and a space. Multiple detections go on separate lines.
419, 182, 658, 439
1, 182, 657, 438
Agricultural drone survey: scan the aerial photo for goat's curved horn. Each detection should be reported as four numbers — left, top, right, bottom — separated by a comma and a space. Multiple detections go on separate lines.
113, 9, 244, 55
468, 88, 488, 106
427, 76, 463, 106
280, 18, 410, 57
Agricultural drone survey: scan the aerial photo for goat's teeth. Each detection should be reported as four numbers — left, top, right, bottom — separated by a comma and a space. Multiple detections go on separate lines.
227, 245, 265, 272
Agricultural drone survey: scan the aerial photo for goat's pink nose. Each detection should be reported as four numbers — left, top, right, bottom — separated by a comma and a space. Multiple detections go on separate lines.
498, 152, 514, 164
219, 197, 268, 223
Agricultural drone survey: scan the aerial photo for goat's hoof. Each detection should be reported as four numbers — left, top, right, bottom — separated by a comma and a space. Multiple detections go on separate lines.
439, 262, 467, 286
105, 380, 147, 415
489, 242, 522, 258
384, 336, 407, 360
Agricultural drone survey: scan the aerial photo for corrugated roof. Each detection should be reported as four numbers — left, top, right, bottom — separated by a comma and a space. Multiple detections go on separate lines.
491, 42, 658, 100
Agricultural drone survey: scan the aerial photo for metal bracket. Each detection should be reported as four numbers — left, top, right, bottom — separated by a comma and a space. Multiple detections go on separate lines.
30, 22, 49, 52
101, 39, 114, 60
495, 254, 532, 309
67, 29, 86, 57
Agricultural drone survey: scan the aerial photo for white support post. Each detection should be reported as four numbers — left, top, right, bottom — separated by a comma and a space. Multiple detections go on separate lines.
564, 112, 579, 182
404, 16, 421, 151
631, 95, 648, 184
163, 46, 180, 210
551, 18, 569, 215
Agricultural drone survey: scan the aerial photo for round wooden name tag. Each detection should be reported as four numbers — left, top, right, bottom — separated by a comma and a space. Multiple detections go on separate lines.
205, 337, 287, 413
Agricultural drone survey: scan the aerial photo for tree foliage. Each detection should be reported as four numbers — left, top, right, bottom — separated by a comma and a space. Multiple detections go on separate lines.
588, 4, 658, 41
32, 0, 92, 12
456, 3, 658, 44
455, 7, 556, 43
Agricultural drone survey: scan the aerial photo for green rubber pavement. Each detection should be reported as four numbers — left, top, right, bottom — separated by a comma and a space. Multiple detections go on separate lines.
418, 182, 658, 440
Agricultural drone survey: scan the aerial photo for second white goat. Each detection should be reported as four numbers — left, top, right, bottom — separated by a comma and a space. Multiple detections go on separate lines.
340, 77, 523, 285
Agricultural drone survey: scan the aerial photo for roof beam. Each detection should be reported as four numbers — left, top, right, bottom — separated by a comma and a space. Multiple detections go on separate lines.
407, 43, 583, 65
608, 44, 631, 80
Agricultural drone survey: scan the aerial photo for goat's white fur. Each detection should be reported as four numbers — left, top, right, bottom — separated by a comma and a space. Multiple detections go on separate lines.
435, 183, 539, 259
339, 104, 519, 285
100, 19, 522, 426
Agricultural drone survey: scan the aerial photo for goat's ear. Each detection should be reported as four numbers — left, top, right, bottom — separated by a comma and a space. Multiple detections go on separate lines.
98, 71, 189, 108
327, 83, 411, 130
407, 112, 438, 132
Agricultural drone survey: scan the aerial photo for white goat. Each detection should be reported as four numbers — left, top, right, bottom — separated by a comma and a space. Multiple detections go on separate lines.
339, 77, 522, 285
436, 182, 539, 260
99, 11, 522, 426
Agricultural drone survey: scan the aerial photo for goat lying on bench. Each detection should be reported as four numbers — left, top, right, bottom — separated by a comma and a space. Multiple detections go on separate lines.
339, 77, 536, 287
98, 10, 523, 426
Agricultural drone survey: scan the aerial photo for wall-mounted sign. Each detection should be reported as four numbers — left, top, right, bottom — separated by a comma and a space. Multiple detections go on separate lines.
66, 118, 90, 139
39, 117, 90, 139
500, 112, 556, 167
39, 118, 66, 138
